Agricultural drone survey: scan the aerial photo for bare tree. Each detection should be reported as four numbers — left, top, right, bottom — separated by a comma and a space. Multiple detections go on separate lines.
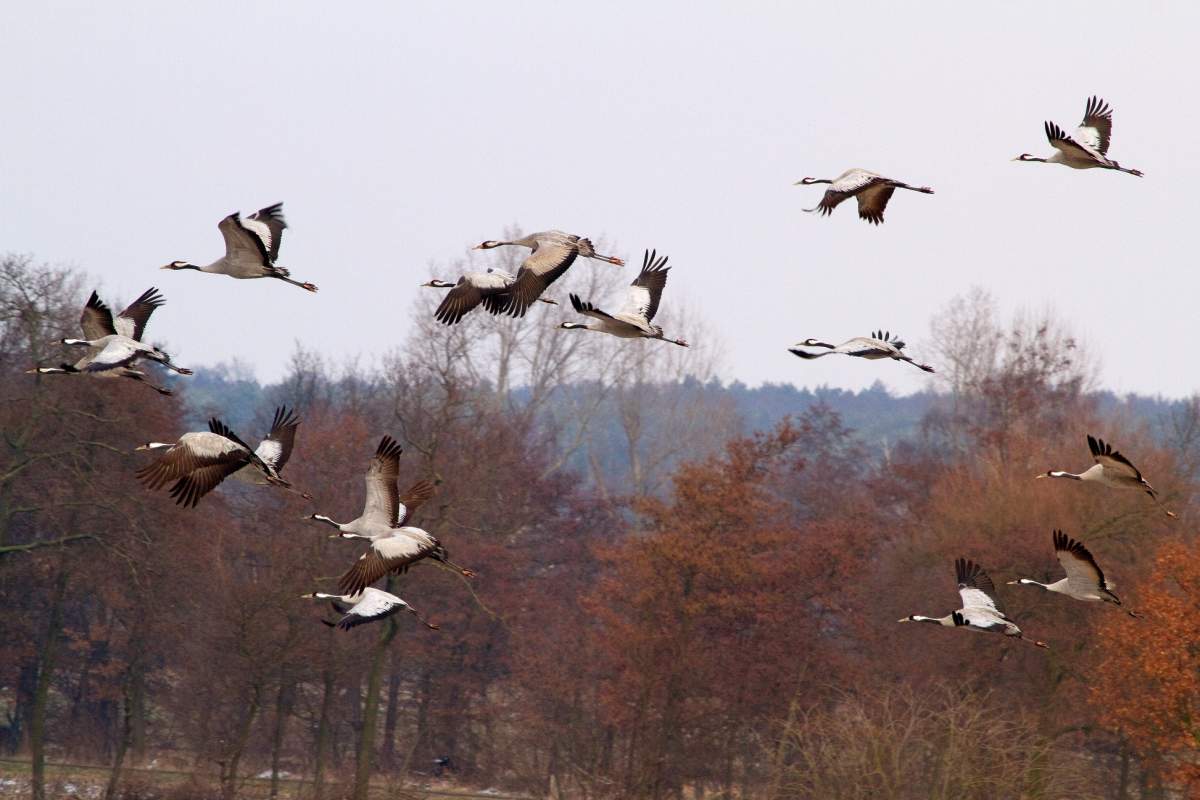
771, 683, 1102, 800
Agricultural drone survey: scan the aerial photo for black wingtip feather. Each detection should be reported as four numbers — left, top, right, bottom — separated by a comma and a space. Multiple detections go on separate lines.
375, 435, 403, 461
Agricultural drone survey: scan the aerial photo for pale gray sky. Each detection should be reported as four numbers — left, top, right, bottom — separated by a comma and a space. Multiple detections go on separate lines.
4, 1, 1196, 395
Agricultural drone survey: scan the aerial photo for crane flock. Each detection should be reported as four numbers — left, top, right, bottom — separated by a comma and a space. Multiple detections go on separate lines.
24, 95, 1166, 644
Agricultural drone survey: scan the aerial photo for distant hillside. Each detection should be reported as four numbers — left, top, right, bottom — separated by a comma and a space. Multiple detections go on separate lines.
180, 365, 1191, 486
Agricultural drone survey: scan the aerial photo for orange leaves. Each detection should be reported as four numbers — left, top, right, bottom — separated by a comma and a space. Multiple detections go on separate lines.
1090, 538, 1200, 787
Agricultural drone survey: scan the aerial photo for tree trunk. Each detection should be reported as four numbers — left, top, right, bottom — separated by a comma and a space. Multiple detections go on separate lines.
102, 688, 134, 800
412, 670, 432, 771
312, 652, 336, 800
1115, 744, 1131, 800
379, 666, 401, 770
126, 637, 147, 763
352, 615, 399, 800
269, 670, 292, 800
30, 565, 69, 800
219, 684, 263, 800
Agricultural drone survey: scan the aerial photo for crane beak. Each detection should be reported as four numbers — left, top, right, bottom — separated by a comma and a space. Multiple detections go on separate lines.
1005, 580, 1019, 585
897, 618, 910, 623
300, 593, 315, 599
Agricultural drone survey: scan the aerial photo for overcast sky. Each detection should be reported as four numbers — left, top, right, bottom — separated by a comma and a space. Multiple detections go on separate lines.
4, 1, 1196, 396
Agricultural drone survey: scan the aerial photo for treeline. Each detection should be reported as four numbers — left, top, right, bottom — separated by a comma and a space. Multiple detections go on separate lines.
187, 367, 1193, 498
1, 253, 1197, 799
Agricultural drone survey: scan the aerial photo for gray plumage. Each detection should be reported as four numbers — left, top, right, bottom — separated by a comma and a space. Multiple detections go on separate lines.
789, 330, 934, 373
796, 169, 934, 224
472, 230, 624, 317
162, 203, 318, 292
1014, 96, 1143, 176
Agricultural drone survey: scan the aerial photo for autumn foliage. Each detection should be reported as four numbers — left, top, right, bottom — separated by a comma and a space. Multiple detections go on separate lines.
1092, 538, 1200, 790
1, 260, 1196, 800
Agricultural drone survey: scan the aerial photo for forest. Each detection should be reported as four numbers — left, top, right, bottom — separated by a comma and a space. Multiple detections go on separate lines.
2, 251, 1197, 800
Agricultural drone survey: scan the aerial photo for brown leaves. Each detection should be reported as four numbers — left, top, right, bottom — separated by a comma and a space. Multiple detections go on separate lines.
1090, 538, 1200, 788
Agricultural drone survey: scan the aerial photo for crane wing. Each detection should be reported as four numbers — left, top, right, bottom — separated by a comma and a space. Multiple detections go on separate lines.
397, 479, 436, 526
956, 557, 1001, 614
362, 436, 402, 526
855, 184, 896, 225
835, 337, 896, 358
620, 249, 670, 323
806, 170, 881, 217
1087, 435, 1142, 480
1076, 96, 1113, 156
80, 291, 118, 340
569, 293, 619, 323
218, 212, 271, 267
244, 203, 287, 263
434, 277, 485, 325
81, 340, 141, 373
255, 406, 300, 472
336, 588, 405, 630
134, 428, 250, 507
954, 608, 1010, 632
505, 241, 579, 318
870, 330, 907, 350
1045, 121, 1103, 163
337, 532, 436, 595
1053, 529, 1108, 590
113, 287, 165, 341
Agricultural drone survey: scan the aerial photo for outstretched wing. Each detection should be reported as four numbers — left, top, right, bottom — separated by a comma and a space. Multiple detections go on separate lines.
115, 287, 165, 341
855, 184, 896, 225
434, 277, 485, 325
255, 406, 300, 472
1076, 96, 1113, 156
362, 436, 402, 525
397, 479, 436, 526
834, 336, 898, 358
805, 170, 882, 217
620, 249, 670, 323
569, 293, 618, 323
336, 588, 404, 630
870, 330, 907, 350
1053, 529, 1108, 591
954, 608, 1010, 632
1045, 121, 1102, 163
243, 203, 287, 263
82, 339, 141, 373
505, 241, 579, 318
956, 557, 1001, 614
1087, 434, 1142, 480
80, 291, 117, 340
134, 429, 250, 508
337, 532, 438, 596
218, 212, 271, 267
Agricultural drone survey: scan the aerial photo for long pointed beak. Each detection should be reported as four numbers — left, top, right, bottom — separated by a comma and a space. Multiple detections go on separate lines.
897, 618, 910, 623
